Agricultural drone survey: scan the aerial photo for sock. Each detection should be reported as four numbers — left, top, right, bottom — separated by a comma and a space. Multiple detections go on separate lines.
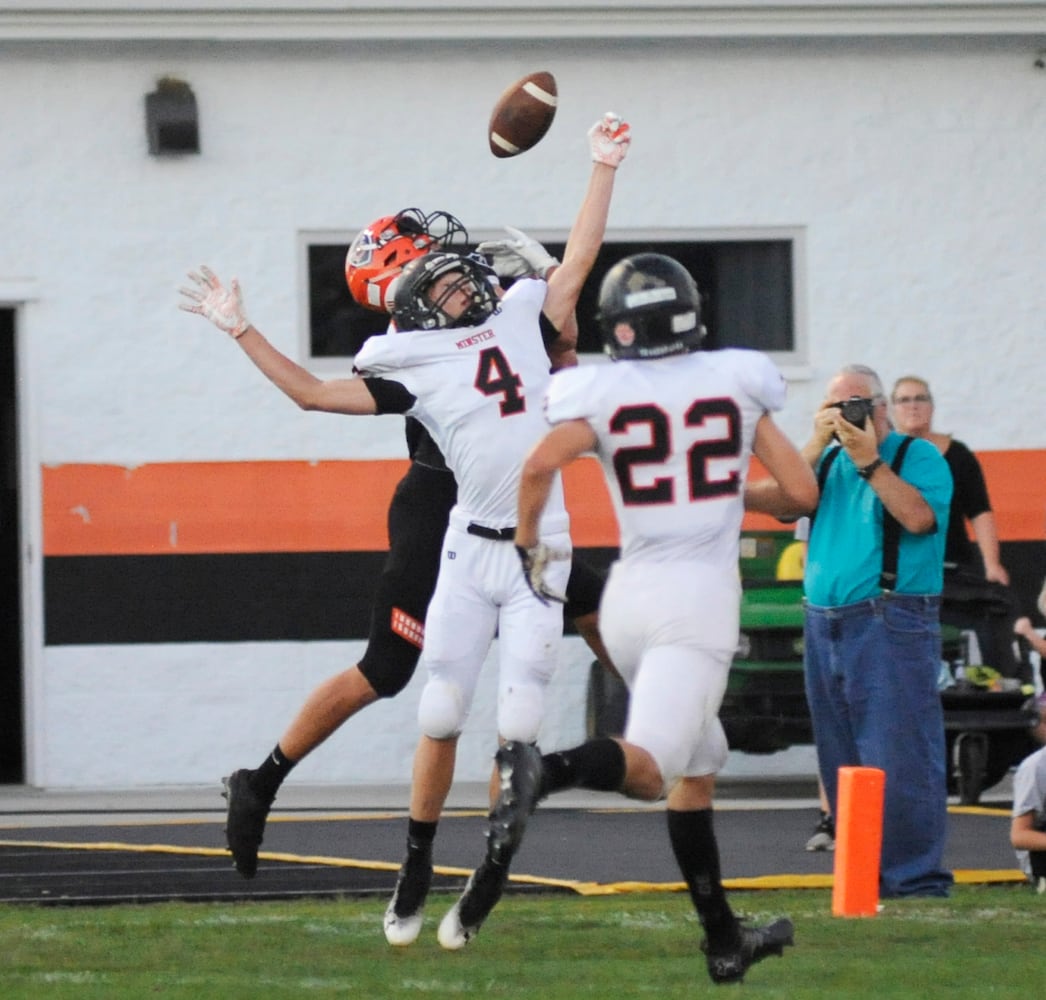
249, 743, 297, 803
540, 738, 626, 796
406, 818, 438, 858
666, 807, 738, 949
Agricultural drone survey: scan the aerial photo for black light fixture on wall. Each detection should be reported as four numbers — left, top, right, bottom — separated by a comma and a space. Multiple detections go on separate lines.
145, 77, 200, 156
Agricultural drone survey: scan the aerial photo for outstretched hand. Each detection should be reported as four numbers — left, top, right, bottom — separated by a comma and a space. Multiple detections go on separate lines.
475, 226, 560, 281
515, 543, 569, 606
178, 266, 251, 339
588, 112, 631, 168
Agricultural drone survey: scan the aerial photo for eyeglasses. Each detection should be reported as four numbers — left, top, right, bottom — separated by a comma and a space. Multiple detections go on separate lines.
892, 394, 932, 405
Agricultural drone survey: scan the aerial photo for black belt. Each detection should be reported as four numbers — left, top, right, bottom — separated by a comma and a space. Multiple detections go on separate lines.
467, 522, 516, 542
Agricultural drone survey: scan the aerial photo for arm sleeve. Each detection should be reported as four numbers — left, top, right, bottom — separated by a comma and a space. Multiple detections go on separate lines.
545, 366, 601, 425
538, 311, 560, 350
362, 376, 416, 415
906, 438, 954, 532
736, 350, 787, 414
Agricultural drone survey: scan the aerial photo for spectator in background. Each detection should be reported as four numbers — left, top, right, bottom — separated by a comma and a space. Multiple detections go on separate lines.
802, 364, 953, 898
1014, 577, 1046, 689
777, 519, 835, 853
1015, 616, 1046, 666
1011, 693, 1046, 892
890, 375, 1008, 585
890, 376, 1024, 677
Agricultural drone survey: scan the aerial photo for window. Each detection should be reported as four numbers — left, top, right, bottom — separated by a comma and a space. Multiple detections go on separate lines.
303, 231, 802, 365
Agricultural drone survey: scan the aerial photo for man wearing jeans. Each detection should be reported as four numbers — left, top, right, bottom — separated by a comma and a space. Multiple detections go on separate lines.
801, 364, 954, 898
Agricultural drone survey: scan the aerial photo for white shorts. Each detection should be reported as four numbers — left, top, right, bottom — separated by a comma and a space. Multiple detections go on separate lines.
419, 509, 571, 742
600, 559, 739, 788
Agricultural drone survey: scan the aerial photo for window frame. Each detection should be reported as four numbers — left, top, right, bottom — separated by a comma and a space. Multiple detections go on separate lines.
299, 226, 808, 377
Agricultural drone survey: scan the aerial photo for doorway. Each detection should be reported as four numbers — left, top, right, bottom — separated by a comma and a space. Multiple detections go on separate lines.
0, 308, 23, 782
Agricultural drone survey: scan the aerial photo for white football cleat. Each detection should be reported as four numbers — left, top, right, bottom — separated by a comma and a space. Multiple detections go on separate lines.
383, 898, 424, 947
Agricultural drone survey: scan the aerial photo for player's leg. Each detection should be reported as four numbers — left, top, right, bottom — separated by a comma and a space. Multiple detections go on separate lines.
223, 464, 454, 879
388, 525, 497, 945
623, 566, 793, 986
438, 539, 571, 950
384, 733, 458, 947
535, 556, 659, 803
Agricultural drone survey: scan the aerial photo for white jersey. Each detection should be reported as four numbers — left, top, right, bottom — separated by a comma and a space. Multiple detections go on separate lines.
356, 278, 566, 530
545, 348, 786, 569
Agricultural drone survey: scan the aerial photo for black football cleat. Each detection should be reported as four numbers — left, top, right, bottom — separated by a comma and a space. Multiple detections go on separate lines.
437, 858, 508, 950
486, 741, 543, 867
703, 917, 795, 984
221, 769, 272, 879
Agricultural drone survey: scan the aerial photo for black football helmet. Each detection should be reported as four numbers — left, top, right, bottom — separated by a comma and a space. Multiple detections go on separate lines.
596, 253, 705, 361
392, 251, 500, 331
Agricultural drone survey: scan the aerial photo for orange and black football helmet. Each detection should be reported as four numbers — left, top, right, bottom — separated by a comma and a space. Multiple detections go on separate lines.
345, 208, 468, 313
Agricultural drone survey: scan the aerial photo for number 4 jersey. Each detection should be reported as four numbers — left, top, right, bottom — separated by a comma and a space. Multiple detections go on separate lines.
545, 348, 786, 569
354, 277, 567, 530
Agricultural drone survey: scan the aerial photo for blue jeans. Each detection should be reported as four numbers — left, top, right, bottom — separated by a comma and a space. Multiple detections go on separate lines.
804, 595, 953, 898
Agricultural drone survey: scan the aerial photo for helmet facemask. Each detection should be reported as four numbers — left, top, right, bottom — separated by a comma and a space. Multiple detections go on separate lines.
345, 208, 469, 313
393, 252, 500, 331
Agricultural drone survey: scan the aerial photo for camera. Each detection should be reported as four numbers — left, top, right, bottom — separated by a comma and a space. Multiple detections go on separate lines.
833, 396, 875, 429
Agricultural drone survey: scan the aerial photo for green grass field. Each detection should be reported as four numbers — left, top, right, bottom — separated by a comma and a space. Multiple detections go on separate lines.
2, 886, 1043, 998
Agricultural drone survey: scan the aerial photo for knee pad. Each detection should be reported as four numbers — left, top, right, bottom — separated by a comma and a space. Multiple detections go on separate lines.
418, 678, 466, 740
497, 682, 545, 745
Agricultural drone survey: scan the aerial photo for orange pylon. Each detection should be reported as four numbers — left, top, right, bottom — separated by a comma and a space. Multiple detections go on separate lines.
831, 766, 885, 917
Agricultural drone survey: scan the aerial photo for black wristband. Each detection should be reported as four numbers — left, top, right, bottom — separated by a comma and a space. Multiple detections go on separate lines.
857, 457, 884, 480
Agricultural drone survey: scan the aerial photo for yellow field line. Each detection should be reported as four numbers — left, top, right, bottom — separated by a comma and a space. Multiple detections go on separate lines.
0, 838, 1027, 894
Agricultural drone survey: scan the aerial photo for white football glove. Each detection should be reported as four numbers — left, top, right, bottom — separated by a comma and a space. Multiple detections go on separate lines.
475, 226, 560, 281
515, 543, 570, 606
587, 112, 631, 169
178, 266, 251, 339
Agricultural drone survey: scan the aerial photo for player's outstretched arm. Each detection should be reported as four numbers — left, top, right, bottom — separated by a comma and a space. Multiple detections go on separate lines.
543, 112, 630, 334
178, 266, 377, 416
745, 414, 819, 518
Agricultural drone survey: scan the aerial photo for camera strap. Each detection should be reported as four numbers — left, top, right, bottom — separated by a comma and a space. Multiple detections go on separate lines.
812, 435, 915, 591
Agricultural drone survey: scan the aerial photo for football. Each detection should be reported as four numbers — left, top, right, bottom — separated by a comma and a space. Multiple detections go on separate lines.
488, 71, 558, 158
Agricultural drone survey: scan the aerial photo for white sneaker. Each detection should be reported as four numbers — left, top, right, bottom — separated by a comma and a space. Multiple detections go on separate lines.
804, 812, 835, 852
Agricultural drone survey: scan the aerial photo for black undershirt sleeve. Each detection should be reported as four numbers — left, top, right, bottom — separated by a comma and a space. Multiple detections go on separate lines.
539, 311, 560, 350
362, 376, 416, 415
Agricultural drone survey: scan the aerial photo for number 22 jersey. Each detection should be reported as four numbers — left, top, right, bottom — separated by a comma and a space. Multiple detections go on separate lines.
544, 348, 786, 569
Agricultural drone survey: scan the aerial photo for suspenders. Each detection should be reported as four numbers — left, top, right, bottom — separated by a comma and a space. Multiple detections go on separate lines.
814, 436, 915, 592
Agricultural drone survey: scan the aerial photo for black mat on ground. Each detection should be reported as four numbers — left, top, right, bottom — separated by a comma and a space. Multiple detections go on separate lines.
0, 806, 1017, 905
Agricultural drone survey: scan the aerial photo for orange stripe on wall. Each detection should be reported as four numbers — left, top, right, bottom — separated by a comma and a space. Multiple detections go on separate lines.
41, 449, 1046, 557
976, 450, 1046, 541
43, 461, 408, 555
